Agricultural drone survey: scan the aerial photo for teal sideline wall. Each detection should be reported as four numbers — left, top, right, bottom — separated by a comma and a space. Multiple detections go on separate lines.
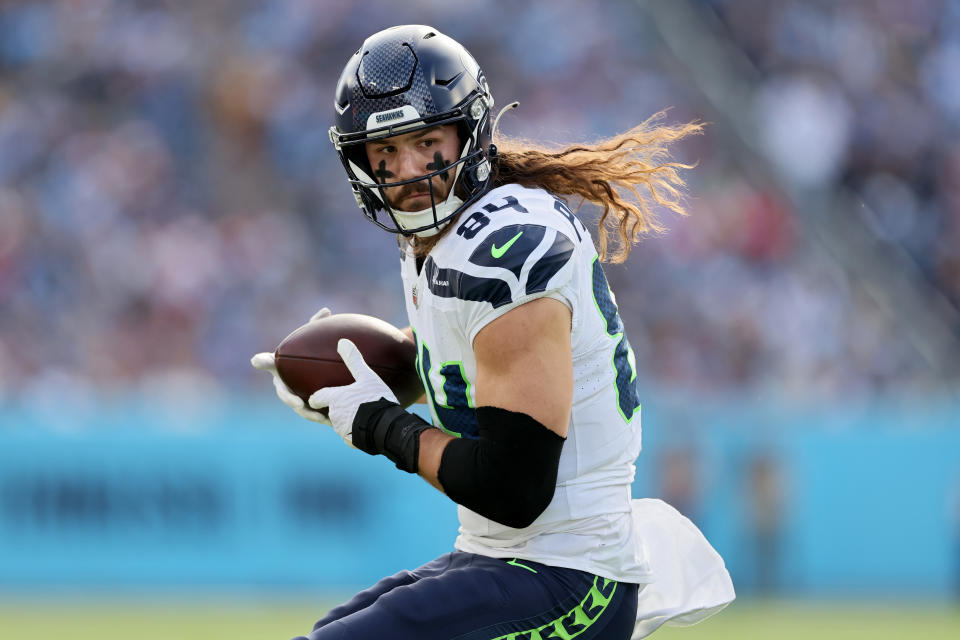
0, 394, 957, 596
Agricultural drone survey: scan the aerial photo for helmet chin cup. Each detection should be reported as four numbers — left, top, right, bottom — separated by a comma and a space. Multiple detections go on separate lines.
391, 195, 465, 238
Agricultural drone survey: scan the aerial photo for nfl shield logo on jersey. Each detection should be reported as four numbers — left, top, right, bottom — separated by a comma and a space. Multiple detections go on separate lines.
412, 284, 419, 309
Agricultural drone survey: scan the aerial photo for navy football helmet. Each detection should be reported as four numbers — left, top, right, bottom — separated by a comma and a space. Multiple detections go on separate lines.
329, 25, 496, 237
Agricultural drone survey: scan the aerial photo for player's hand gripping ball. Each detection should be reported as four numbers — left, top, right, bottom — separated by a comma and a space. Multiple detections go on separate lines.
307, 337, 399, 443
252, 310, 423, 430
273, 313, 422, 407
251, 307, 338, 425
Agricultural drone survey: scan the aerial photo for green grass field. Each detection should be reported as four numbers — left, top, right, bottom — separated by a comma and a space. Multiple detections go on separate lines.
0, 598, 957, 639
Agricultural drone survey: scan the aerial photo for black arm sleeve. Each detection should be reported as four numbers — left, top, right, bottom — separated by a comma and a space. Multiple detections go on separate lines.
437, 406, 565, 529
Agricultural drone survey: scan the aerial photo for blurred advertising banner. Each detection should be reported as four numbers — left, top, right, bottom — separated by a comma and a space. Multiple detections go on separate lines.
0, 395, 958, 596
0, 402, 457, 591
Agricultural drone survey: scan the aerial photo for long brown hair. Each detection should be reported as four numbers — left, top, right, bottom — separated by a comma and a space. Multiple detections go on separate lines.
411, 111, 703, 262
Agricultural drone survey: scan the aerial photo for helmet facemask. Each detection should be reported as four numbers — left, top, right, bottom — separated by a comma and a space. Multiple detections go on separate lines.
331, 91, 493, 237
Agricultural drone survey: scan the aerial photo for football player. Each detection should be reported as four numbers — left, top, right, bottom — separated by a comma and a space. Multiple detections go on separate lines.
253, 25, 734, 640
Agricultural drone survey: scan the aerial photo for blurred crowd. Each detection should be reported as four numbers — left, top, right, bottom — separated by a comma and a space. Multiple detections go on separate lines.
0, 0, 957, 410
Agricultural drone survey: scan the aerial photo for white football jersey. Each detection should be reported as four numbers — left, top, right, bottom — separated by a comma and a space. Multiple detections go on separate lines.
399, 183, 654, 584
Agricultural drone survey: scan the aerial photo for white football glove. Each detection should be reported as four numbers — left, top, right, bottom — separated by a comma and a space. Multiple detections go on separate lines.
250, 306, 334, 425
308, 338, 398, 445
250, 351, 331, 425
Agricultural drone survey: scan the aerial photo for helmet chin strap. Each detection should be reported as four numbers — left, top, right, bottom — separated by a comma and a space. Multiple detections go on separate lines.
391, 194, 464, 237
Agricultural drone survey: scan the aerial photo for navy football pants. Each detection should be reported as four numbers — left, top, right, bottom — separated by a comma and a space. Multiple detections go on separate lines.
293, 551, 638, 639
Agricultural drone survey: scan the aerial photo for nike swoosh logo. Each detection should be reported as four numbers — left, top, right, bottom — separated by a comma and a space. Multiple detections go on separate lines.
491, 231, 523, 259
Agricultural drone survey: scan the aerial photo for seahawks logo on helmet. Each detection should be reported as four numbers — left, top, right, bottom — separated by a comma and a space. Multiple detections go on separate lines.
329, 25, 498, 237
375, 109, 406, 124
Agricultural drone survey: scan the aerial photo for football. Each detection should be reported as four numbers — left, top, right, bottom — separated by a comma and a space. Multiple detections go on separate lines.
274, 313, 423, 408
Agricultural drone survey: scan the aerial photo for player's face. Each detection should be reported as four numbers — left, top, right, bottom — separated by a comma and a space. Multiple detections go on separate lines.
365, 125, 461, 212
